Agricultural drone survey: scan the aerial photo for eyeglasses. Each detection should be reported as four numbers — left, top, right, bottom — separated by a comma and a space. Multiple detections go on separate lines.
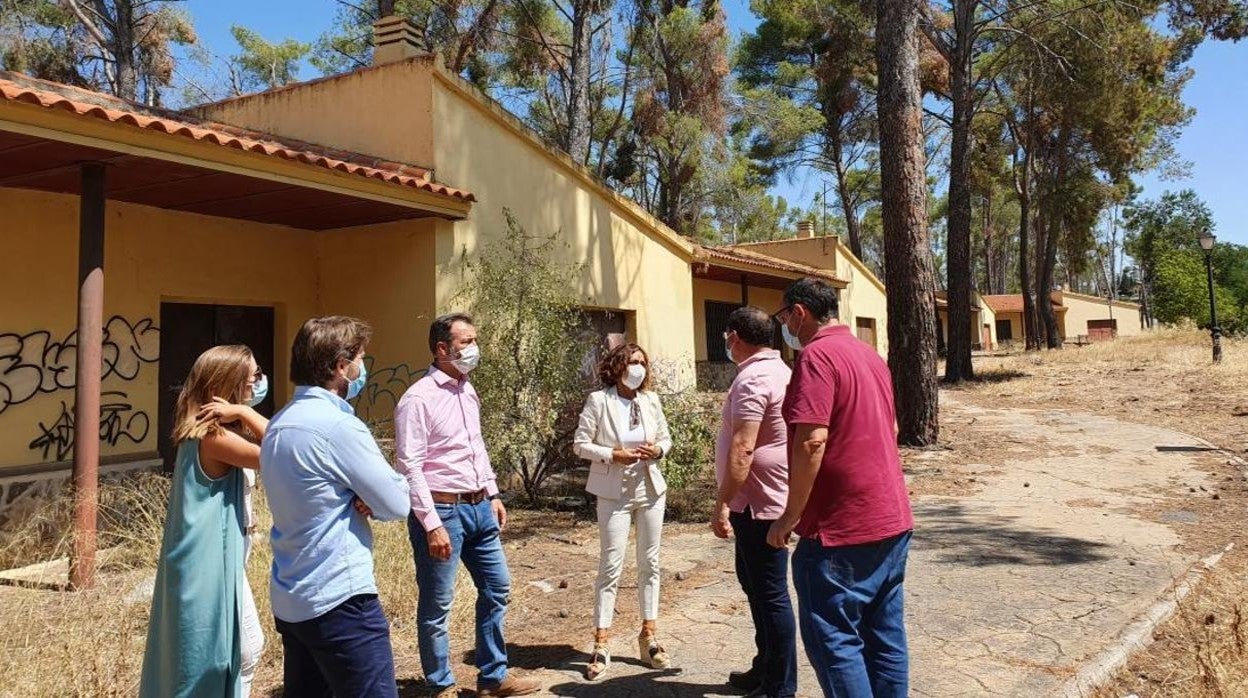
771, 305, 793, 323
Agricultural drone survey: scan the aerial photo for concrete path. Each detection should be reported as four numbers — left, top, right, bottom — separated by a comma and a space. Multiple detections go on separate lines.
536, 394, 1221, 697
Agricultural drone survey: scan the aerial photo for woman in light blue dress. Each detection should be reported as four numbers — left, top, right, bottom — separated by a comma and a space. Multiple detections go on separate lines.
140, 345, 269, 697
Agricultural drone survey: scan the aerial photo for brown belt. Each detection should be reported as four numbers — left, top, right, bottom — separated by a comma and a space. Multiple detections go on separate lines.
431, 489, 490, 505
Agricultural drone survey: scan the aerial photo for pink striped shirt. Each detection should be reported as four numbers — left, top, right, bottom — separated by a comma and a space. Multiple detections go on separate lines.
395, 365, 499, 532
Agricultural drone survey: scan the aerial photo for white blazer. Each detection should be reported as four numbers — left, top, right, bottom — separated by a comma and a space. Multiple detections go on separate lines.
573, 387, 673, 500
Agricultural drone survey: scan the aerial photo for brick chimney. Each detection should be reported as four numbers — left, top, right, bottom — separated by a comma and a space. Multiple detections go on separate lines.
372, 16, 426, 65
797, 220, 816, 238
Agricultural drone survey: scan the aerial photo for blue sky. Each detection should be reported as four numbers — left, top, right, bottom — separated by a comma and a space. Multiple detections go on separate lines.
182, 0, 1248, 246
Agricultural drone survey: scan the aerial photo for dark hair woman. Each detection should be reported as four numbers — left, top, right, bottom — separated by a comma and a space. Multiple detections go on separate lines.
572, 342, 673, 680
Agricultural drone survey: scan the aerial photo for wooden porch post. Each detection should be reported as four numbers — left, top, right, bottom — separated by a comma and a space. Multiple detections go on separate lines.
740, 274, 748, 306
70, 163, 106, 591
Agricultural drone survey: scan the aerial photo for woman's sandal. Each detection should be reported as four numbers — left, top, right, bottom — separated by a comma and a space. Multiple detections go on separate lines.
586, 643, 611, 681
639, 632, 670, 669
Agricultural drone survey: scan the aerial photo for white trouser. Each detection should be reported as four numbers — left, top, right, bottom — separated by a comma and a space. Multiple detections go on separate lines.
594, 486, 666, 629
240, 534, 265, 697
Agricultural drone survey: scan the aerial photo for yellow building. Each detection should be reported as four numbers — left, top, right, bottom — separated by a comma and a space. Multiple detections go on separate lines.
718, 223, 890, 357
0, 19, 880, 500
1057, 291, 1145, 341
689, 241, 849, 388
0, 68, 474, 501
982, 291, 1143, 346
936, 291, 999, 351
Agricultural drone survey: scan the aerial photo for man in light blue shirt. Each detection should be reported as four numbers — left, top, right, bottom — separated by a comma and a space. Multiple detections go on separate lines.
261, 316, 410, 698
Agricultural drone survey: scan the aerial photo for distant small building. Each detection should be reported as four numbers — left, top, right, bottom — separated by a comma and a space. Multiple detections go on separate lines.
936, 291, 998, 351
981, 291, 1144, 346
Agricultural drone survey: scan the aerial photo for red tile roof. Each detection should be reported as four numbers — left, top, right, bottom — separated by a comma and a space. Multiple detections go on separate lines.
982, 294, 1064, 313
697, 245, 847, 285
0, 72, 474, 202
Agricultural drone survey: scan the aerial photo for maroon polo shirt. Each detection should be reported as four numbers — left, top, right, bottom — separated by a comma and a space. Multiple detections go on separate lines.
782, 324, 914, 547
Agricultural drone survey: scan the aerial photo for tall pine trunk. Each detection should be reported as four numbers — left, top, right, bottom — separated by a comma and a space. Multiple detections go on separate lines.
1039, 215, 1063, 348
877, 0, 939, 446
828, 115, 864, 257
565, 0, 592, 164
1017, 159, 1040, 350
111, 0, 139, 101
944, 6, 975, 382
1037, 123, 1071, 349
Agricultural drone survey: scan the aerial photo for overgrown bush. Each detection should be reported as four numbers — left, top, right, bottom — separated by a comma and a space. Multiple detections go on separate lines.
451, 209, 596, 500
656, 387, 721, 493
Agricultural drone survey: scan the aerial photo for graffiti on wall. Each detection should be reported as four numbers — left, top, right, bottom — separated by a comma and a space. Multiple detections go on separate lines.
0, 316, 160, 415
28, 391, 152, 462
0, 316, 159, 463
352, 359, 426, 425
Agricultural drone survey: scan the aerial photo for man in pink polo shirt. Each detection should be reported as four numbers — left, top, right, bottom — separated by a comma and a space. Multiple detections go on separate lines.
712, 306, 796, 698
395, 313, 539, 698
767, 278, 914, 698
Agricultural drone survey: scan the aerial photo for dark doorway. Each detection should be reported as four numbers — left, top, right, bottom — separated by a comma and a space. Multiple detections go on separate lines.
157, 303, 275, 470
996, 319, 1013, 342
705, 301, 743, 362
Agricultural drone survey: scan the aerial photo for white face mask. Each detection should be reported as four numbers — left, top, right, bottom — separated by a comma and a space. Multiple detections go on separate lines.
622, 363, 647, 390
451, 343, 481, 373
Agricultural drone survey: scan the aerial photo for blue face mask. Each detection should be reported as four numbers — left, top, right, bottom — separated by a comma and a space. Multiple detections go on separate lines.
782, 322, 803, 351
247, 374, 268, 407
346, 359, 368, 400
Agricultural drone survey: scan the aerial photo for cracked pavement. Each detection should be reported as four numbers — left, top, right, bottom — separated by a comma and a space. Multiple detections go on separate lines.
536, 393, 1221, 697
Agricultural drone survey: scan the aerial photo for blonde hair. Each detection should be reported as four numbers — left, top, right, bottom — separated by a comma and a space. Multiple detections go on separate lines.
171, 345, 255, 444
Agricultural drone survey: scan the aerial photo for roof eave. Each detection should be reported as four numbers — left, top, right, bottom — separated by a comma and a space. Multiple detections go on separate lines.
0, 97, 473, 219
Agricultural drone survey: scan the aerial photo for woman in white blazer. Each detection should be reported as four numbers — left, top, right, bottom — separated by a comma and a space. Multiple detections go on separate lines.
573, 342, 673, 681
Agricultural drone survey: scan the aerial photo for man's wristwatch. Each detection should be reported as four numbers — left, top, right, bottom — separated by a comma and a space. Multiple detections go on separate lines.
488, 493, 501, 501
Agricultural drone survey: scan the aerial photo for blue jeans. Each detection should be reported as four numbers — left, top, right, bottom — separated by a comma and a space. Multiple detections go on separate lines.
273, 593, 397, 698
731, 509, 798, 698
408, 500, 511, 690
793, 531, 911, 698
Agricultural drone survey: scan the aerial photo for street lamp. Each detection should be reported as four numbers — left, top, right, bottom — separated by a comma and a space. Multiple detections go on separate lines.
1198, 228, 1222, 363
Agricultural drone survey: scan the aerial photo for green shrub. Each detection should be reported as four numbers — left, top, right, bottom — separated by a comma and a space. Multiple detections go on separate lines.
657, 388, 721, 492
450, 210, 596, 500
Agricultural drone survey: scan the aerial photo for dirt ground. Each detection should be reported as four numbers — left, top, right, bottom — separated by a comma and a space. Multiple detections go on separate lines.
949, 330, 1248, 697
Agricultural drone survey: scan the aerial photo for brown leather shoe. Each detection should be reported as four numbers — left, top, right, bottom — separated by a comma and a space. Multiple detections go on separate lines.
477, 673, 541, 697
431, 686, 460, 698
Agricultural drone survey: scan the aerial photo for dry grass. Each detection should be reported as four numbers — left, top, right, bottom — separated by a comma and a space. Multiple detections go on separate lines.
1095, 547, 1248, 698
0, 473, 169, 697
961, 328, 1248, 455
0, 477, 480, 698
0, 471, 169, 572
954, 329, 1248, 698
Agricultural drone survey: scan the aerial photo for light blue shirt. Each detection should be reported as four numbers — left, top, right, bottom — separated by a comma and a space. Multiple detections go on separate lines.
260, 386, 410, 623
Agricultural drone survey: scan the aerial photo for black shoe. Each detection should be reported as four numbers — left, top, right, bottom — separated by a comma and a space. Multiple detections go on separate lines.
728, 670, 762, 692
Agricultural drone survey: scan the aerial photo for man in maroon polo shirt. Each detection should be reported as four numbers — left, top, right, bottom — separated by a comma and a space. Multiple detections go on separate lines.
767, 277, 914, 698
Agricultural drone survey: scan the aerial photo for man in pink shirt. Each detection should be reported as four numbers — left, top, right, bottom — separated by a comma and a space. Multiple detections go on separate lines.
395, 313, 539, 698
712, 306, 796, 698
